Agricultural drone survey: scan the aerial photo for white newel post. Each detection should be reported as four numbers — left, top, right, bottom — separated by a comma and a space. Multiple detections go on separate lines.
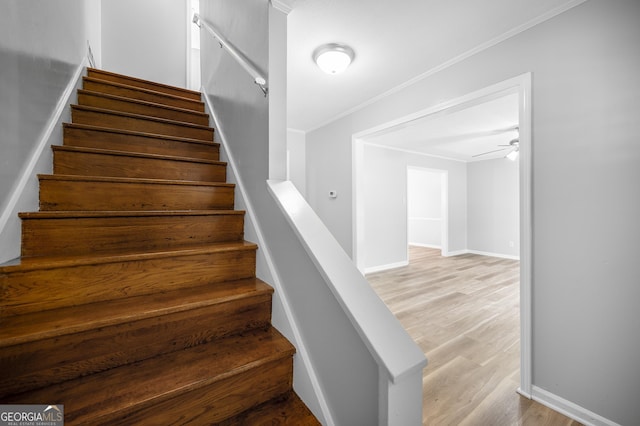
379, 365, 424, 426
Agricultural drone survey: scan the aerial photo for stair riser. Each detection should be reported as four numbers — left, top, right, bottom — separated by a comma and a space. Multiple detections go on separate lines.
2, 249, 257, 316
72, 107, 214, 141
87, 69, 202, 101
0, 295, 272, 398
78, 92, 209, 126
63, 124, 219, 160
83, 78, 205, 112
20, 214, 244, 258
103, 358, 293, 425
39, 179, 235, 211
53, 149, 226, 182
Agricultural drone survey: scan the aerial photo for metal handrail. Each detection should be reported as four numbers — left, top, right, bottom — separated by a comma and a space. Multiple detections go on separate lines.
193, 13, 268, 96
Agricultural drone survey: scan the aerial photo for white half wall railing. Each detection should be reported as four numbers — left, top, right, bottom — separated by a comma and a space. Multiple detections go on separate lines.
193, 13, 268, 96
268, 180, 428, 425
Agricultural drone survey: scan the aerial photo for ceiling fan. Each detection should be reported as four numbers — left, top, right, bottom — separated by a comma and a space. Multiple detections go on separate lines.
472, 127, 519, 160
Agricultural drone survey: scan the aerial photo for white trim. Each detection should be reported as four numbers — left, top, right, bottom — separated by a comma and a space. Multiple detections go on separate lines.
352, 138, 365, 272
201, 93, 335, 426
269, 0, 294, 14
518, 73, 533, 396
364, 260, 409, 275
307, 0, 587, 133
0, 60, 85, 243
531, 386, 622, 426
442, 249, 468, 257
408, 242, 442, 250
466, 249, 520, 261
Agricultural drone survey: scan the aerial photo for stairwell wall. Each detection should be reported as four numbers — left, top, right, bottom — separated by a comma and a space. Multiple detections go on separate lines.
0, 1, 101, 263
101, 0, 187, 89
199, 0, 380, 424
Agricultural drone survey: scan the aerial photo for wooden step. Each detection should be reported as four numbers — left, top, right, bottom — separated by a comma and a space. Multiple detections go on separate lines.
77, 90, 210, 126
1, 242, 258, 316
39, 175, 235, 211
5, 327, 295, 425
83, 76, 205, 112
0, 278, 274, 398
71, 105, 214, 141
19, 210, 245, 258
53, 145, 226, 182
87, 68, 202, 101
63, 123, 219, 161
220, 391, 321, 425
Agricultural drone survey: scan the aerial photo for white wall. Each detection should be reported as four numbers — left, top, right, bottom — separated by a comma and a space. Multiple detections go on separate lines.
200, 1, 379, 424
0, 0, 101, 263
306, 1, 640, 424
467, 158, 519, 258
287, 128, 306, 196
408, 167, 443, 249
101, 0, 187, 88
362, 144, 467, 271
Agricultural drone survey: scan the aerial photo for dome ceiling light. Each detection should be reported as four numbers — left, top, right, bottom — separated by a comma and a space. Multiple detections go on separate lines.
313, 43, 355, 75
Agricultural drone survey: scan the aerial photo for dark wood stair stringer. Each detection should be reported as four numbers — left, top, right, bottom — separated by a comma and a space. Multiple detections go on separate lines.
0, 68, 320, 424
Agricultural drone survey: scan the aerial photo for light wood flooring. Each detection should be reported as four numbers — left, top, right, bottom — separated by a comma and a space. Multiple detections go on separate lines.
367, 246, 582, 426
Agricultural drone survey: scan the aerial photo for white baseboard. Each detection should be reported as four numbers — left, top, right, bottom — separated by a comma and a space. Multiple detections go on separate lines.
466, 249, 520, 261
532, 386, 622, 426
440, 248, 519, 260
364, 260, 409, 274
442, 249, 468, 257
408, 242, 441, 249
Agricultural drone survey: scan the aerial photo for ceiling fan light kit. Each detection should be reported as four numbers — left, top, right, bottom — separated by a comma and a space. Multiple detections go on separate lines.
472, 127, 520, 161
313, 43, 355, 75
506, 148, 519, 161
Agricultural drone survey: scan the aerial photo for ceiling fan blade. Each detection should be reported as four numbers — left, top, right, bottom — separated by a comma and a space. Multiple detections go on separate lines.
472, 147, 508, 158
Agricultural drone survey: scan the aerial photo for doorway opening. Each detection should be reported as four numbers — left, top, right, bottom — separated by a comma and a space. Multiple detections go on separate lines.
186, 0, 201, 90
353, 73, 532, 396
407, 167, 448, 257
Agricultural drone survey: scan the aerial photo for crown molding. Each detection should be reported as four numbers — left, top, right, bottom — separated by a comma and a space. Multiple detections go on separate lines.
270, 0, 295, 14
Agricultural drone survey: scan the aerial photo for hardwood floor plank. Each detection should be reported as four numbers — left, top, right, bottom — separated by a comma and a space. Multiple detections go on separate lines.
367, 246, 582, 426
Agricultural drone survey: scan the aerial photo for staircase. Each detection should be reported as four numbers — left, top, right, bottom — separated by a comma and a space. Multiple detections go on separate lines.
0, 68, 320, 425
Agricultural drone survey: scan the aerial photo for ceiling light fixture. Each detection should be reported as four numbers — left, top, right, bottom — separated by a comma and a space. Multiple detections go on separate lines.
313, 43, 355, 75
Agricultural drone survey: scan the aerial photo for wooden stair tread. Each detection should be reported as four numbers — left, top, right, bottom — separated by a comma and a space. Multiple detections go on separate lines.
38, 173, 235, 188
5, 327, 295, 424
77, 89, 209, 125
18, 209, 244, 220
1, 67, 319, 423
0, 240, 257, 273
78, 89, 208, 117
71, 104, 214, 132
52, 144, 226, 166
83, 76, 204, 106
0, 277, 272, 347
63, 122, 219, 148
221, 391, 321, 425
87, 68, 202, 101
